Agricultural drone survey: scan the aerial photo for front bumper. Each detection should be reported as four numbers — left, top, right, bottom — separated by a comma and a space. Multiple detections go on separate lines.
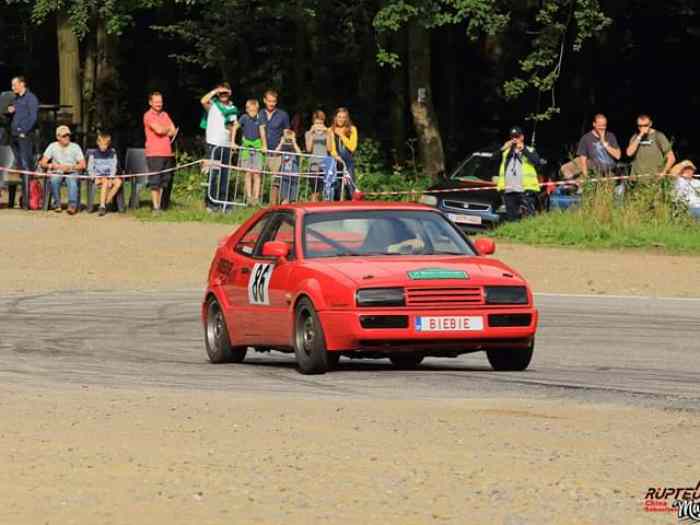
318, 307, 538, 352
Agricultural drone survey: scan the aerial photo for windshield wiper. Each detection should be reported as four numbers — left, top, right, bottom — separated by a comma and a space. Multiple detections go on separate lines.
427, 251, 467, 255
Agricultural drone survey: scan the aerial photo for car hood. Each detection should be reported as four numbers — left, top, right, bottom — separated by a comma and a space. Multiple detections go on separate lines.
308, 256, 526, 287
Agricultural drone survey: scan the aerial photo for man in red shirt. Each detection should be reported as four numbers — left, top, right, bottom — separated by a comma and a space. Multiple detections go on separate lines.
143, 92, 177, 213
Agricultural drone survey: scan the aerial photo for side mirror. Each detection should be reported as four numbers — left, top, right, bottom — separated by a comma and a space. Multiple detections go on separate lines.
262, 240, 290, 259
474, 238, 496, 256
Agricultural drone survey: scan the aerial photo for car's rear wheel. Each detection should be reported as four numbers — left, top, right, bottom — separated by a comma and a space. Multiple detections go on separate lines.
486, 342, 534, 371
294, 298, 330, 375
326, 351, 341, 370
205, 297, 247, 364
389, 353, 424, 369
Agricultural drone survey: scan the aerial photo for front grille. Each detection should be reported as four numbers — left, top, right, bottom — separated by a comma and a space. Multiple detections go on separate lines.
360, 315, 409, 329
444, 200, 490, 212
488, 313, 532, 327
405, 287, 483, 308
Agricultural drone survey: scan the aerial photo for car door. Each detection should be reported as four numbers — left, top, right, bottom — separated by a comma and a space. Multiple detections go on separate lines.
259, 213, 297, 347
224, 213, 275, 341
229, 212, 297, 346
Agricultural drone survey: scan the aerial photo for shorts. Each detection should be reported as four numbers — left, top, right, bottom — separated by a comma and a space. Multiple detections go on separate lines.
146, 156, 174, 189
239, 149, 264, 172
267, 155, 282, 188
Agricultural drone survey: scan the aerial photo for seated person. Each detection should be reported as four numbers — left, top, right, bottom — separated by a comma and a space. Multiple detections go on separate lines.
39, 125, 86, 215
670, 161, 700, 220
87, 132, 121, 216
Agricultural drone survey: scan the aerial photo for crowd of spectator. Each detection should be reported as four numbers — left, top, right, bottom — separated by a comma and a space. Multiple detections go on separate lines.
0, 76, 697, 221
0, 78, 360, 216
500, 112, 698, 221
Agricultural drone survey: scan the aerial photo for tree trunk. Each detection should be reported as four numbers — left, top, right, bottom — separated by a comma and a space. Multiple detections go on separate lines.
407, 20, 445, 179
82, 27, 97, 144
95, 18, 119, 132
57, 12, 82, 126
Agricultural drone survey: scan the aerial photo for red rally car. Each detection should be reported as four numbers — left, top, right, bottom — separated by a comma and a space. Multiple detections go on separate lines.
202, 201, 538, 375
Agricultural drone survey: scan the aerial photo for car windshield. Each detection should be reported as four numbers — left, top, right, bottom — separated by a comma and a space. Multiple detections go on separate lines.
451, 152, 498, 183
303, 210, 476, 258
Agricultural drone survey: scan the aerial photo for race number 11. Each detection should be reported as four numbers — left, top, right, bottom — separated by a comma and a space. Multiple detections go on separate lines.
248, 263, 274, 305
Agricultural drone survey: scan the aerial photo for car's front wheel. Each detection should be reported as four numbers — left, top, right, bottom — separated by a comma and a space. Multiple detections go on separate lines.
389, 353, 424, 369
486, 342, 533, 371
205, 297, 247, 364
294, 298, 331, 375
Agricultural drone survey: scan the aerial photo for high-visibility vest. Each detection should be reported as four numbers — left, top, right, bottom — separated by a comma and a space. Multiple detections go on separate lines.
497, 148, 540, 192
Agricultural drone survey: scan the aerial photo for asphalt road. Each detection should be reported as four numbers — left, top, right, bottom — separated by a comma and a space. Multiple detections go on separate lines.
1, 290, 699, 408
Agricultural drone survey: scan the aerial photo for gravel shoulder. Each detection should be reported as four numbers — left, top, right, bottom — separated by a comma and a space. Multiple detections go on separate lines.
1, 210, 699, 296
1, 384, 695, 525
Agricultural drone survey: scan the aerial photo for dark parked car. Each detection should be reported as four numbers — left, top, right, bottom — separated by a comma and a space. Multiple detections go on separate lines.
420, 149, 552, 231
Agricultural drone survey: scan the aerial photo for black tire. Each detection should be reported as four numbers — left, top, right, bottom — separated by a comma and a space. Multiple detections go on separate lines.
389, 353, 424, 369
293, 298, 330, 375
486, 342, 534, 371
204, 297, 247, 364
326, 351, 341, 370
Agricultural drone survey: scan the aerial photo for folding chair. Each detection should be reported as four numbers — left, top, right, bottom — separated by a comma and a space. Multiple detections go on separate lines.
125, 148, 148, 209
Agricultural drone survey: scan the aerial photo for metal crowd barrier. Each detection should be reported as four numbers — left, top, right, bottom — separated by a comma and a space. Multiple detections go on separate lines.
205, 144, 353, 210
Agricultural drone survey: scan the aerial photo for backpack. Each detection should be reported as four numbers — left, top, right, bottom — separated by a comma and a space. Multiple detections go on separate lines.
28, 178, 43, 210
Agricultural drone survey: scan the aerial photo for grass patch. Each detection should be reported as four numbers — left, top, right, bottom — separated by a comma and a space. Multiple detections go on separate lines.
132, 197, 257, 225
494, 180, 700, 254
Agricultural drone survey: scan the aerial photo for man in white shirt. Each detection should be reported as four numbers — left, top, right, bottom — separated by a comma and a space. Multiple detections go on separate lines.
39, 125, 86, 214
201, 82, 238, 211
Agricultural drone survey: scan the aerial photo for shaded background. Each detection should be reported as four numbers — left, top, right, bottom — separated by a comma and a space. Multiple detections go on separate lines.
0, 0, 698, 169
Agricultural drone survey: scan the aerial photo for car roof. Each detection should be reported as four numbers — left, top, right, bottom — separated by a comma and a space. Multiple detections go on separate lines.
270, 201, 437, 214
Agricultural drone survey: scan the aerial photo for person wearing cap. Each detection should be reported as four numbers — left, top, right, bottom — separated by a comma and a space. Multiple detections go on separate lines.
39, 125, 86, 214
497, 126, 545, 221
669, 160, 700, 220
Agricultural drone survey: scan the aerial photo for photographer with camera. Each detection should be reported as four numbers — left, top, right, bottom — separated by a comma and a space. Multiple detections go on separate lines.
626, 114, 675, 177
497, 126, 545, 221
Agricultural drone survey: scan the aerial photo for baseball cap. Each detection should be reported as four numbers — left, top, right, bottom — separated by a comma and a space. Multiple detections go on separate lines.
509, 126, 524, 137
56, 125, 71, 138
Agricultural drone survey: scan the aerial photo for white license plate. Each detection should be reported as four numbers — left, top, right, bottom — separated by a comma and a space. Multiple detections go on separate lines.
448, 213, 482, 225
415, 316, 484, 332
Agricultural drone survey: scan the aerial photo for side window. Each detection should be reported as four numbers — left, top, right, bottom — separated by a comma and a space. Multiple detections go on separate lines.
252, 213, 296, 259
235, 215, 271, 256
264, 215, 296, 259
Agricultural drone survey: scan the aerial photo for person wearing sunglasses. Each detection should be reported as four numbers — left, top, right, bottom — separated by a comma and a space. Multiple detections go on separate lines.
626, 114, 675, 177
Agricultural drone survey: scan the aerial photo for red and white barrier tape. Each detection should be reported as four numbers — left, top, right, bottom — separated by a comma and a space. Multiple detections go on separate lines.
0, 160, 204, 180
361, 172, 661, 197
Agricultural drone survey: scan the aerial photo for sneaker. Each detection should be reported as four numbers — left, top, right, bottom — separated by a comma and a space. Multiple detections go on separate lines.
98, 206, 107, 217
54, 206, 62, 213
67, 206, 77, 215
152, 207, 162, 215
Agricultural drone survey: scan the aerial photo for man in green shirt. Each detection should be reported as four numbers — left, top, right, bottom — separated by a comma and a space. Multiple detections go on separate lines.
626, 114, 676, 177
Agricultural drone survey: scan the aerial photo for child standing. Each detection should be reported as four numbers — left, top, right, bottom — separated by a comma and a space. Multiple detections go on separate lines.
305, 110, 332, 201
277, 129, 302, 204
232, 99, 267, 206
87, 132, 120, 216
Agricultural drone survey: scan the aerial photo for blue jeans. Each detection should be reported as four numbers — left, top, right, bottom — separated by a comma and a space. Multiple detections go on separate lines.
11, 134, 33, 209
50, 174, 80, 208
690, 205, 700, 221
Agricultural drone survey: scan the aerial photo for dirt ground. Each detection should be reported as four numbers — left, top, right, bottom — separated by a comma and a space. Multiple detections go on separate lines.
2, 210, 699, 525
1, 385, 696, 525
0, 210, 698, 296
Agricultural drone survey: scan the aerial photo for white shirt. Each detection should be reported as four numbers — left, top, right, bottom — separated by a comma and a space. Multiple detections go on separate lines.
206, 103, 236, 147
674, 177, 700, 206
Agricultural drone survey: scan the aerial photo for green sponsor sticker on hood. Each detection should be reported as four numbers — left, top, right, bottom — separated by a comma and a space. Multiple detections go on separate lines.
408, 268, 468, 280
